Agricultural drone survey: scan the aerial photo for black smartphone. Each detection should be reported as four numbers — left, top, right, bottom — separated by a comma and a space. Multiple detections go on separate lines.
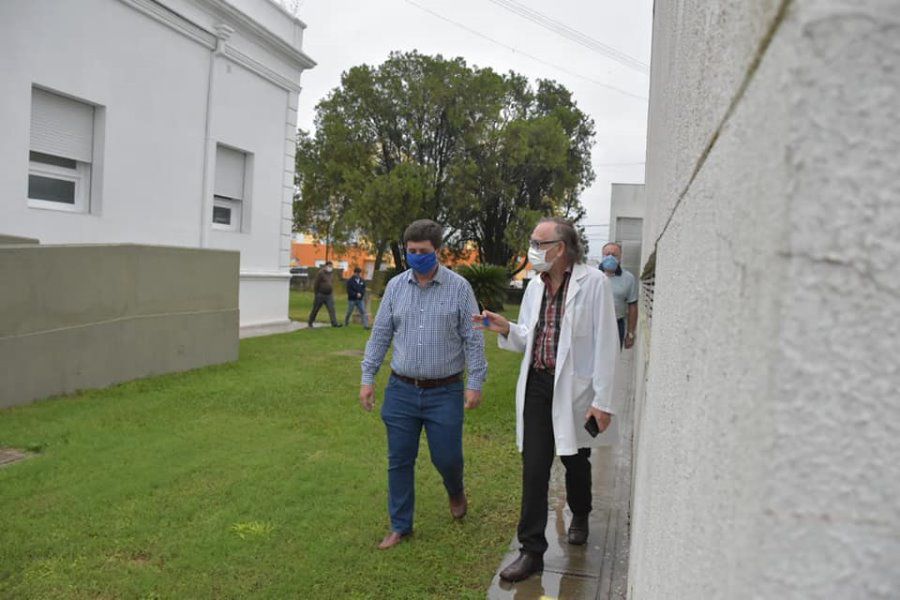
584, 415, 600, 438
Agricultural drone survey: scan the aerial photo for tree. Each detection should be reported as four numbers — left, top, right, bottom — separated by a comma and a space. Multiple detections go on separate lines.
449, 79, 595, 273
294, 51, 595, 274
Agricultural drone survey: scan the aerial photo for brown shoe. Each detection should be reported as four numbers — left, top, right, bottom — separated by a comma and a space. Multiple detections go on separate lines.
377, 531, 411, 550
499, 551, 543, 582
449, 491, 467, 519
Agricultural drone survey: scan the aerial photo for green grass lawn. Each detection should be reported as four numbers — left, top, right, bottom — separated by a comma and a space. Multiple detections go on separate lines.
0, 291, 523, 599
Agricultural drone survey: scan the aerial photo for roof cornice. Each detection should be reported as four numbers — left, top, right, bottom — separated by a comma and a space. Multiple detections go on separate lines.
194, 0, 316, 70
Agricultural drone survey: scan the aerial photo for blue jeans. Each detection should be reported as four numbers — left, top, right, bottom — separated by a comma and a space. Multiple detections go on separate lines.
380, 375, 465, 534
344, 298, 369, 327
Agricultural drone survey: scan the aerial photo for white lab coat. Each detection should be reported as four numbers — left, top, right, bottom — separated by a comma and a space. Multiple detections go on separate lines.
499, 263, 619, 456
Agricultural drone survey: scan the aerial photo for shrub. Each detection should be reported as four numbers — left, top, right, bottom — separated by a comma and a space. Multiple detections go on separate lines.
456, 263, 508, 311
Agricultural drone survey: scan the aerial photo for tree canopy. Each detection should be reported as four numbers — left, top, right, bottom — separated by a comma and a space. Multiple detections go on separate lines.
294, 51, 595, 272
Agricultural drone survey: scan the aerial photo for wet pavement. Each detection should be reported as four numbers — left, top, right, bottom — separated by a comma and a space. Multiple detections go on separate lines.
487, 351, 635, 600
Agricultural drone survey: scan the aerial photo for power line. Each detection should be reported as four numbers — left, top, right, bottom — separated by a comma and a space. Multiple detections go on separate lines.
486, 0, 649, 75
403, 0, 648, 102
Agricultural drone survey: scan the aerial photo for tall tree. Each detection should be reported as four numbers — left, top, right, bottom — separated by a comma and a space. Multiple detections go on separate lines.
294, 51, 594, 273
449, 78, 595, 272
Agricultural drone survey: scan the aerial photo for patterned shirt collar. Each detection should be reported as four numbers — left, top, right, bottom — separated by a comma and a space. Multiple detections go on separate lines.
539, 265, 573, 287
406, 264, 445, 285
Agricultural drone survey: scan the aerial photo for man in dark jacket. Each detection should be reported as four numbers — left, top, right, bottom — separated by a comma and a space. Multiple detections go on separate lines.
308, 261, 342, 328
344, 267, 369, 329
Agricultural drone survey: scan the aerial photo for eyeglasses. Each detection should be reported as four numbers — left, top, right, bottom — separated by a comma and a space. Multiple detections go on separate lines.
528, 239, 562, 250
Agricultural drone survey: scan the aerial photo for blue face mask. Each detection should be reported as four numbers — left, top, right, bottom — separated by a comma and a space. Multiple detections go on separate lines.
601, 255, 619, 271
406, 251, 437, 275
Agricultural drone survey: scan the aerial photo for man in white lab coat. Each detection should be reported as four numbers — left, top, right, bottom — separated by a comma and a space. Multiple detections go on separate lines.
478, 217, 619, 583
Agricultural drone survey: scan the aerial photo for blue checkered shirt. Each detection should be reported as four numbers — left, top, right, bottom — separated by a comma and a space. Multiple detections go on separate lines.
361, 266, 487, 390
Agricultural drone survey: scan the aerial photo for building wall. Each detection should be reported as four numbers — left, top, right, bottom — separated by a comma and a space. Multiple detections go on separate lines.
0, 244, 239, 408
0, 0, 313, 328
629, 1, 900, 598
608, 183, 645, 278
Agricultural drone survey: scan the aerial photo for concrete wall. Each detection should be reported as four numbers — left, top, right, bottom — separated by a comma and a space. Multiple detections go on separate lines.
0, 0, 313, 328
628, 1, 900, 598
0, 244, 239, 408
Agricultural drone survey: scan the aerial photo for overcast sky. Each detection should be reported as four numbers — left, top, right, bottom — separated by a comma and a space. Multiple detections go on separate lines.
291, 0, 652, 258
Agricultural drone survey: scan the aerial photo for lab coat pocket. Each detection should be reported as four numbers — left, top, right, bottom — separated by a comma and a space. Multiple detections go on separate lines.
572, 334, 595, 378
572, 374, 594, 409
572, 306, 590, 337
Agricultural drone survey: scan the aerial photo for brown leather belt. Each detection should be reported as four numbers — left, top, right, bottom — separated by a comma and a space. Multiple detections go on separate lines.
392, 371, 462, 388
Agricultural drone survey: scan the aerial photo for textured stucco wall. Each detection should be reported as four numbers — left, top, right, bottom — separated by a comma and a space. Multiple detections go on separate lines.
0, 245, 239, 408
629, 0, 900, 598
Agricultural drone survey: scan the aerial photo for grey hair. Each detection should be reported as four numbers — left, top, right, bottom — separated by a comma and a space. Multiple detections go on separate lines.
539, 216, 584, 264
602, 241, 622, 254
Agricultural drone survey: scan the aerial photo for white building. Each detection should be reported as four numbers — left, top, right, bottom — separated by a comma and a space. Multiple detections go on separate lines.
0, 0, 315, 329
608, 182, 645, 279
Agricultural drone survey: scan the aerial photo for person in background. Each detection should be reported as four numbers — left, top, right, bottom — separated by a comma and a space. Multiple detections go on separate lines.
600, 242, 638, 349
307, 261, 342, 328
345, 266, 369, 329
359, 219, 487, 550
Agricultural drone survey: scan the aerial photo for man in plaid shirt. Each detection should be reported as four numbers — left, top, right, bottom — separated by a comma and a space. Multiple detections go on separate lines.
479, 217, 619, 582
359, 219, 487, 550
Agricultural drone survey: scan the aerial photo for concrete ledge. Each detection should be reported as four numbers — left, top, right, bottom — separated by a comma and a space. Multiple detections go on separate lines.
239, 319, 302, 339
0, 243, 239, 408
0, 234, 39, 245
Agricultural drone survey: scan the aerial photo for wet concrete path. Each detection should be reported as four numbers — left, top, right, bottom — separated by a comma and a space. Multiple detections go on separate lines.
487, 350, 635, 600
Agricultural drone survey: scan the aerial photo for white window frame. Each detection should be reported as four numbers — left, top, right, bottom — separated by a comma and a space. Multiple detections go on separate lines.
27, 158, 91, 213
212, 195, 242, 232
213, 144, 252, 233
28, 87, 97, 214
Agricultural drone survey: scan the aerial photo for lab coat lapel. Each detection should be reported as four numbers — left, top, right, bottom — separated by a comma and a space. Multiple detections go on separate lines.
556, 264, 588, 377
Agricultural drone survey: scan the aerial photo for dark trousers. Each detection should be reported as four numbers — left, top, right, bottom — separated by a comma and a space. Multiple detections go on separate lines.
308, 293, 338, 325
616, 318, 625, 348
518, 368, 592, 555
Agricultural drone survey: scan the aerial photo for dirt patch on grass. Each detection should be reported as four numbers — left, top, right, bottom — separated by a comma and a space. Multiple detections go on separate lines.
332, 349, 365, 357
0, 448, 33, 468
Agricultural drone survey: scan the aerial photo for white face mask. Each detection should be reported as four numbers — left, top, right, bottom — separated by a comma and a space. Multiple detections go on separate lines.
528, 246, 554, 273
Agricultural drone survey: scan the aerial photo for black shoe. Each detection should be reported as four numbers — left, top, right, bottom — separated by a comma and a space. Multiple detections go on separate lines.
332, 323, 343, 328
499, 551, 543, 583
307, 322, 314, 328
567, 514, 589, 545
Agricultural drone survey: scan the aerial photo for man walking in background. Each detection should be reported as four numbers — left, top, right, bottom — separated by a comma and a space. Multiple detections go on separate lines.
359, 219, 487, 550
307, 261, 342, 328
600, 242, 638, 349
344, 266, 369, 329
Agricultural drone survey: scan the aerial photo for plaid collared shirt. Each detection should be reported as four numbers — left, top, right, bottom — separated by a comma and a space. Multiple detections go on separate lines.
361, 265, 487, 390
531, 270, 571, 373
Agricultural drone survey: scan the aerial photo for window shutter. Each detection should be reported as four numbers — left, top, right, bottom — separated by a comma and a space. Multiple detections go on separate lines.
30, 88, 94, 163
214, 145, 245, 200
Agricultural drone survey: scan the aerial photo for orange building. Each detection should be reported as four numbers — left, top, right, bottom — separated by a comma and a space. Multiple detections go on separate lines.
290, 233, 385, 279
291, 233, 531, 283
